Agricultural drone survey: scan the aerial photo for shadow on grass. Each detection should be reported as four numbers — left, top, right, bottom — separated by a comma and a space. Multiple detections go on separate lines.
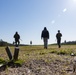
0, 59, 24, 72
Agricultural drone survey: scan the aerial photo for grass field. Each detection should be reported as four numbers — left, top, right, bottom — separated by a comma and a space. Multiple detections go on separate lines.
0, 45, 76, 75
0, 45, 76, 61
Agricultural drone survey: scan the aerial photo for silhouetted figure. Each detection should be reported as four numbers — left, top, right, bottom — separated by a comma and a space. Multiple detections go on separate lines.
30, 41, 32, 45
13, 32, 20, 46
56, 30, 62, 48
41, 27, 49, 49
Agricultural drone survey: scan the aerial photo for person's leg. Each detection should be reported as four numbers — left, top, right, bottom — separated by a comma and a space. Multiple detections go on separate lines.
44, 38, 48, 49
45, 38, 48, 49
18, 40, 20, 45
15, 39, 17, 45
15, 39, 19, 46
58, 39, 61, 48
43, 38, 45, 49
57, 39, 60, 48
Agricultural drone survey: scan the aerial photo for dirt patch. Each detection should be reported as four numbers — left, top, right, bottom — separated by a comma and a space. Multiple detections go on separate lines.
0, 55, 75, 75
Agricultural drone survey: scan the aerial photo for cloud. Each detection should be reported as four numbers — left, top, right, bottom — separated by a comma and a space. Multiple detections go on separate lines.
63, 8, 67, 12
51, 20, 55, 24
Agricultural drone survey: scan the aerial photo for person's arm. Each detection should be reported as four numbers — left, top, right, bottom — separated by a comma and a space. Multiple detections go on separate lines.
19, 35, 20, 39
13, 34, 15, 38
61, 33, 62, 37
48, 31, 49, 39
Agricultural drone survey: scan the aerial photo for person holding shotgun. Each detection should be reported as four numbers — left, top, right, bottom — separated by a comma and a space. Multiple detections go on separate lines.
56, 30, 62, 48
13, 32, 20, 46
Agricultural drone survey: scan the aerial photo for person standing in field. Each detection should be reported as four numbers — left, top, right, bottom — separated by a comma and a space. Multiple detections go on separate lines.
30, 41, 32, 46
13, 32, 20, 46
41, 27, 49, 49
56, 30, 62, 48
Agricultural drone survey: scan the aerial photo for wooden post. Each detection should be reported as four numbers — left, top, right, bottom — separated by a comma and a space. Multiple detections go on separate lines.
13, 47, 19, 60
5, 46, 12, 60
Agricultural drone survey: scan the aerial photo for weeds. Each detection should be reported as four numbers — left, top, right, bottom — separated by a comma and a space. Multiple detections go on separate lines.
0, 58, 6, 64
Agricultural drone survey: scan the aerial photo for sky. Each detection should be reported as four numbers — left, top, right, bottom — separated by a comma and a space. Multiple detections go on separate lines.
0, 0, 76, 45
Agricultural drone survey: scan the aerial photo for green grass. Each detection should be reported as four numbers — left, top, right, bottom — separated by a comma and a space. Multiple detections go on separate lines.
13, 59, 24, 65
0, 45, 76, 63
0, 58, 6, 64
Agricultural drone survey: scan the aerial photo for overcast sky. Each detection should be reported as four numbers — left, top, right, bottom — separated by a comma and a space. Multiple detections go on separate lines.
0, 0, 76, 45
